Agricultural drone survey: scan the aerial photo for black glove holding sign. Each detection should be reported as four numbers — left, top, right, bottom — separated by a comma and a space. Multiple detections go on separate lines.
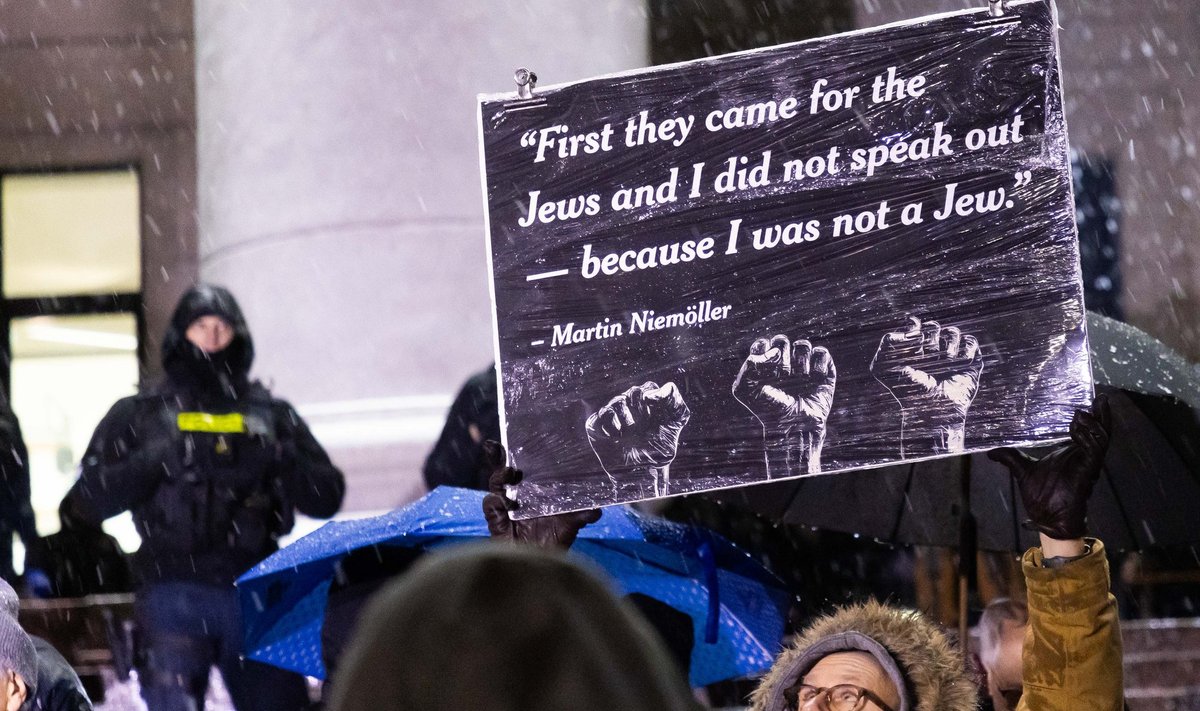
481, 441, 601, 549
988, 394, 1112, 542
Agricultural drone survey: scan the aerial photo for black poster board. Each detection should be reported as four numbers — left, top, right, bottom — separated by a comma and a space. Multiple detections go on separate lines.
478, 0, 1090, 517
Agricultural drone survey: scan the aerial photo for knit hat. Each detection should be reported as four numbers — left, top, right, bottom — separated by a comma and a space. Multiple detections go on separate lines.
774, 629, 913, 710
0, 613, 36, 697
0, 579, 18, 620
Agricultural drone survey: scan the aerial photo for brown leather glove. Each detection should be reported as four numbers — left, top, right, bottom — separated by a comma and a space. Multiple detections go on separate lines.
480, 441, 601, 549
987, 394, 1111, 540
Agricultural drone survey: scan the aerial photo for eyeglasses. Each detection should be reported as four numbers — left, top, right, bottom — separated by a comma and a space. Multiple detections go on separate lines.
784, 683, 897, 711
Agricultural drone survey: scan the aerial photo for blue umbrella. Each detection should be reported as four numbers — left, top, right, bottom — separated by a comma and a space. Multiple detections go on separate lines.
236, 486, 788, 687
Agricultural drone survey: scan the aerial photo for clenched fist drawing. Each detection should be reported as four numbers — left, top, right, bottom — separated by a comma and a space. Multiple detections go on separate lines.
870, 316, 983, 457
732, 335, 836, 478
586, 382, 691, 497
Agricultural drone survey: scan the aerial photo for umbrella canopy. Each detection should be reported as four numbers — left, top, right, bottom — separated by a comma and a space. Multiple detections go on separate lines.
721, 313, 1200, 553
237, 486, 789, 687
1087, 311, 1200, 406
724, 386, 1200, 553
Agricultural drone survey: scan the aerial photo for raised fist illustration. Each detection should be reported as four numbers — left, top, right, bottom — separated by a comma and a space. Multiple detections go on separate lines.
585, 381, 690, 497
732, 335, 836, 478
870, 316, 983, 457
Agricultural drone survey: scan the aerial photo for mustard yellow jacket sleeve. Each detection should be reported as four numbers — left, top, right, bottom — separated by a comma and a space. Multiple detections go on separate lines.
1017, 539, 1123, 711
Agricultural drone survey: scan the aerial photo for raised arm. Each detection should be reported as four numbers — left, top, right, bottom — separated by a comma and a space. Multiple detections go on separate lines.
989, 395, 1123, 711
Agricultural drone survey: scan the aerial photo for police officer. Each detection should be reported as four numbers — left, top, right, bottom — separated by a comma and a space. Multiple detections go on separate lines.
65, 284, 345, 711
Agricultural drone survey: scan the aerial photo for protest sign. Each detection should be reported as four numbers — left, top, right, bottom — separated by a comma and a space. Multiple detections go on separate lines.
478, 0, 1090, 518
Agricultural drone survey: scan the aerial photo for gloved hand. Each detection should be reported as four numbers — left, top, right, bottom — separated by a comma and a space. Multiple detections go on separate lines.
25, 567, 53, 598
988, 394, 1111, 540
481, 441, 601, 549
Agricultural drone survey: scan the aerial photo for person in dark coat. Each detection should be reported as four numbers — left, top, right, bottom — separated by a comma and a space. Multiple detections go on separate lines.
23, 498, 131, 599
64, 284, 345, 711
0, 391, 37, 587
27, 638, 90, 711
0, 578, 91, 711
422, 365, 500, 491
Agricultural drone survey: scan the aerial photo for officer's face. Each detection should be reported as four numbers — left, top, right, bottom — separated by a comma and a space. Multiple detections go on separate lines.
186, 315, 235, 354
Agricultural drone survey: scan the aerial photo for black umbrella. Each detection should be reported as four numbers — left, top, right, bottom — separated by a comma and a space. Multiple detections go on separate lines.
724, 385, 1200, 554
718, 313, 1200, 639
1087, 311, 1200, 407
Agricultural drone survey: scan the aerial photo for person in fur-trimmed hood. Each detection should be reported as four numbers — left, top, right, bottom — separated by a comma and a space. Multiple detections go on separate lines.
750, 396, 1123, 711
751, 598, 977, 711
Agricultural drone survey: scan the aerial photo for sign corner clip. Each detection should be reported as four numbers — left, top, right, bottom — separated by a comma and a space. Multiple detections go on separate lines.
515, 67, 538, 99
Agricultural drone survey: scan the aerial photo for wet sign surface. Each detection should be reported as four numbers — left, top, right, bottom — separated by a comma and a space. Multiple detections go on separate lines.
478, 0, 1090, 517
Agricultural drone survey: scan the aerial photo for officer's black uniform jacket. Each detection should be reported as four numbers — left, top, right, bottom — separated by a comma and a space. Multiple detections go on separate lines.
63, 285, 345, 586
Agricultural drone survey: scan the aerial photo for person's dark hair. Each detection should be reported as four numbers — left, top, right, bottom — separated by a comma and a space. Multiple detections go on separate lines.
328, 544, 697, 711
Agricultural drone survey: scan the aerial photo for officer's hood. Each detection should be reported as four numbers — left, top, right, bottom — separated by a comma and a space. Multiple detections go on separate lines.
161, 284, 255, 395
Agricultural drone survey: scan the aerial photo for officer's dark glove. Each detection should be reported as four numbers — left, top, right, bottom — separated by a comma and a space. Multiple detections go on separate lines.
988, 394, 1112, 540
481, 441, 601, 549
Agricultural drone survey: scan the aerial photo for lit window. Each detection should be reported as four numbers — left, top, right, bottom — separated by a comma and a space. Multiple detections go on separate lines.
2, 170, 140, 298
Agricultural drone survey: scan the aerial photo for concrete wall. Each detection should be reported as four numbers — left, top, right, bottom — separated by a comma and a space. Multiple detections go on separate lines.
0, 0, 199, 366
852, 0, 1200, 359
194, 1, 649, 511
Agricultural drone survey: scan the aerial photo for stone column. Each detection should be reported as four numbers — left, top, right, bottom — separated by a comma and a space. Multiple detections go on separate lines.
195, 2, 648, 511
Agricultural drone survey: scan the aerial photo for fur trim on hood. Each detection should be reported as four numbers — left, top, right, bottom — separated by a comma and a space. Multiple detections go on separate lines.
752, 600, 977, 711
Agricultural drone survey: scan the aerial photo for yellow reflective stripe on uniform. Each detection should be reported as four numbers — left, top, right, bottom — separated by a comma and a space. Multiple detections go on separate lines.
176, 412, 246, 434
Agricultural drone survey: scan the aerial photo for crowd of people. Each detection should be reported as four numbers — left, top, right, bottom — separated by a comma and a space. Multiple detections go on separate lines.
330, 395, 1123, 711
0, 284, 1131, 711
